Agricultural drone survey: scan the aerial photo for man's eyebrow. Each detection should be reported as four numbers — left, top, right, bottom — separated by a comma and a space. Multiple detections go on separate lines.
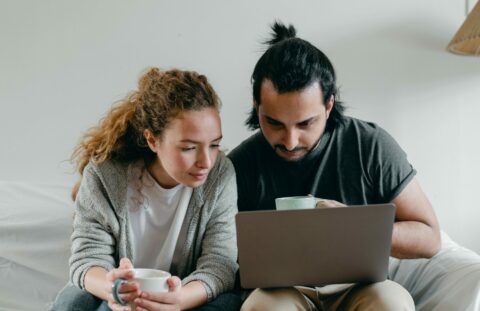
297, 116, 317, 125
264, 115, 318, 126
265, 116, 284, 125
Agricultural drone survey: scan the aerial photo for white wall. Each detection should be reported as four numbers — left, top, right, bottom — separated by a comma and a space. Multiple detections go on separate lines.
1, 0, 479, 252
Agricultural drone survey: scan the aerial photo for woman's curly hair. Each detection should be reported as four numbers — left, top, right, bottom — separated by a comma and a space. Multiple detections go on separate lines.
70, 67, 220, 200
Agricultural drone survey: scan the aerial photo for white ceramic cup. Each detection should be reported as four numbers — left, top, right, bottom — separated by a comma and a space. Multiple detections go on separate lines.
112, 268, 170, 307
275, 196, 316, 211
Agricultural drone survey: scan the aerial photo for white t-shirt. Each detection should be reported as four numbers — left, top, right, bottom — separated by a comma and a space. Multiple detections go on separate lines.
127, 163, 192, 271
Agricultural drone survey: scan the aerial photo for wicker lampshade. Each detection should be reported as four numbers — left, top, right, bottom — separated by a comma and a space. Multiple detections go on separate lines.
447, 0, 480, 56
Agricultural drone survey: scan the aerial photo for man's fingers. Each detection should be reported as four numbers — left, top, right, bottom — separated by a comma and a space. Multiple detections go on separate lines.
315, 199, 330, 208
315, 199, 346, 208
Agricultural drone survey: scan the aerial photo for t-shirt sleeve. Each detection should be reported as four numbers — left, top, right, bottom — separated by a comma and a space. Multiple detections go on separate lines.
368, 127, 417, 202
227, 147, 255, 212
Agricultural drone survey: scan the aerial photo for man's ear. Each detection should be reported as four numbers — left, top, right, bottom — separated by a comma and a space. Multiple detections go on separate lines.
254, 100, 262, 120
143, 129, 158, 153
325, 95, 334, 119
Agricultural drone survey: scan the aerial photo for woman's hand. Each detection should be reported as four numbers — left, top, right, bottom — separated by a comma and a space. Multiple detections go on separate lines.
106, 258, 140, 311
133, 276, 183, 311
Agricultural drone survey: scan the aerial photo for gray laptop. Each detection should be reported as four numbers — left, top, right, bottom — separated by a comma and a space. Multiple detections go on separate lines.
235, 204, 395, 289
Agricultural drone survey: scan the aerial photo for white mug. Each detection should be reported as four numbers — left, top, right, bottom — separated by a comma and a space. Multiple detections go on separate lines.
275, 196, 316, 211
112, 268, 170, 307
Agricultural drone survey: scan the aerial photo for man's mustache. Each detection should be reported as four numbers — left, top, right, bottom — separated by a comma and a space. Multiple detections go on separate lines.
274, 145, 308, 152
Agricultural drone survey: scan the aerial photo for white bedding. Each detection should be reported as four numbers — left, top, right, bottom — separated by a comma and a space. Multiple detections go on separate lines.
0, 181, 479, 311
0, 182, 73, 311
390, 232, 480, 311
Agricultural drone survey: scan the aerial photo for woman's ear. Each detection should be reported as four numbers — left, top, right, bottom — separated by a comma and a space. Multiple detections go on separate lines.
143, 129, 158, 153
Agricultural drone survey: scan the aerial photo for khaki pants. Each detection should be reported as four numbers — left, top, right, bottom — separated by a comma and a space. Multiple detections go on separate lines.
241, 280, 415, 311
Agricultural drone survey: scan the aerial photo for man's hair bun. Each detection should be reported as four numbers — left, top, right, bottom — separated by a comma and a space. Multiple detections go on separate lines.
265, 21, 297, 45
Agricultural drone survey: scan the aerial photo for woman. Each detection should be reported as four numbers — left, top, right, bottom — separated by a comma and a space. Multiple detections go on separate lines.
51, 68, 240, 311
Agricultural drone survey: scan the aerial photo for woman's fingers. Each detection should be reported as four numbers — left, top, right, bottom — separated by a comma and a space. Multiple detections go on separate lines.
109, 281, 140, 304
106, 268, 135, 282
119, 257, 134, 269
107, 257, 135, 282
108, 297, 131, 311
105, 260, 138, 310
117, 281, 139, 294
167, 276, 182, 292
134, 296, 179, 311
135, 276, 182, 306
117, 291, 140, 304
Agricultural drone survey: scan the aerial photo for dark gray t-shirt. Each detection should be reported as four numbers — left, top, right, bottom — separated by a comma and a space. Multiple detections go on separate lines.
228, 116, 416, 212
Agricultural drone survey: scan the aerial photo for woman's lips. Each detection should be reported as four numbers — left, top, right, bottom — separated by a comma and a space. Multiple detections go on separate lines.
190, 172, 208, 180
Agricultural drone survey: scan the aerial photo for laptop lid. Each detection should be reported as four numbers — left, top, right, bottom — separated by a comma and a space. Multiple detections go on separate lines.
235, 204, 395, 289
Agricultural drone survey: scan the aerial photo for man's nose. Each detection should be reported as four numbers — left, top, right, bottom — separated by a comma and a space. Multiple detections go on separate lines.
283, 129, 299, 151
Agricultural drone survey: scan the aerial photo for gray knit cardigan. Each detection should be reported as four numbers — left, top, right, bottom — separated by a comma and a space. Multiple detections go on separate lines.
69, 152, 238, 301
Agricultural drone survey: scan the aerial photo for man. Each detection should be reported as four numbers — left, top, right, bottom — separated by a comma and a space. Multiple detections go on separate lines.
228, 22, 441, 311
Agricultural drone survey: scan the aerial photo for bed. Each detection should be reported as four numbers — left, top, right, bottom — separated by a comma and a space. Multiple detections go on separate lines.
1, 181, 479, 311
0, 181, 72, 311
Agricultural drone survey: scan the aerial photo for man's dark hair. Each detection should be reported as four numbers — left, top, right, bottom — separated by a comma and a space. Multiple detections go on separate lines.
246, 21, 345, 130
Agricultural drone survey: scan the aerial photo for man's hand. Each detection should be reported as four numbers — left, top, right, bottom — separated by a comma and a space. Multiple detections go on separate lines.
314, 198, 346, 208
